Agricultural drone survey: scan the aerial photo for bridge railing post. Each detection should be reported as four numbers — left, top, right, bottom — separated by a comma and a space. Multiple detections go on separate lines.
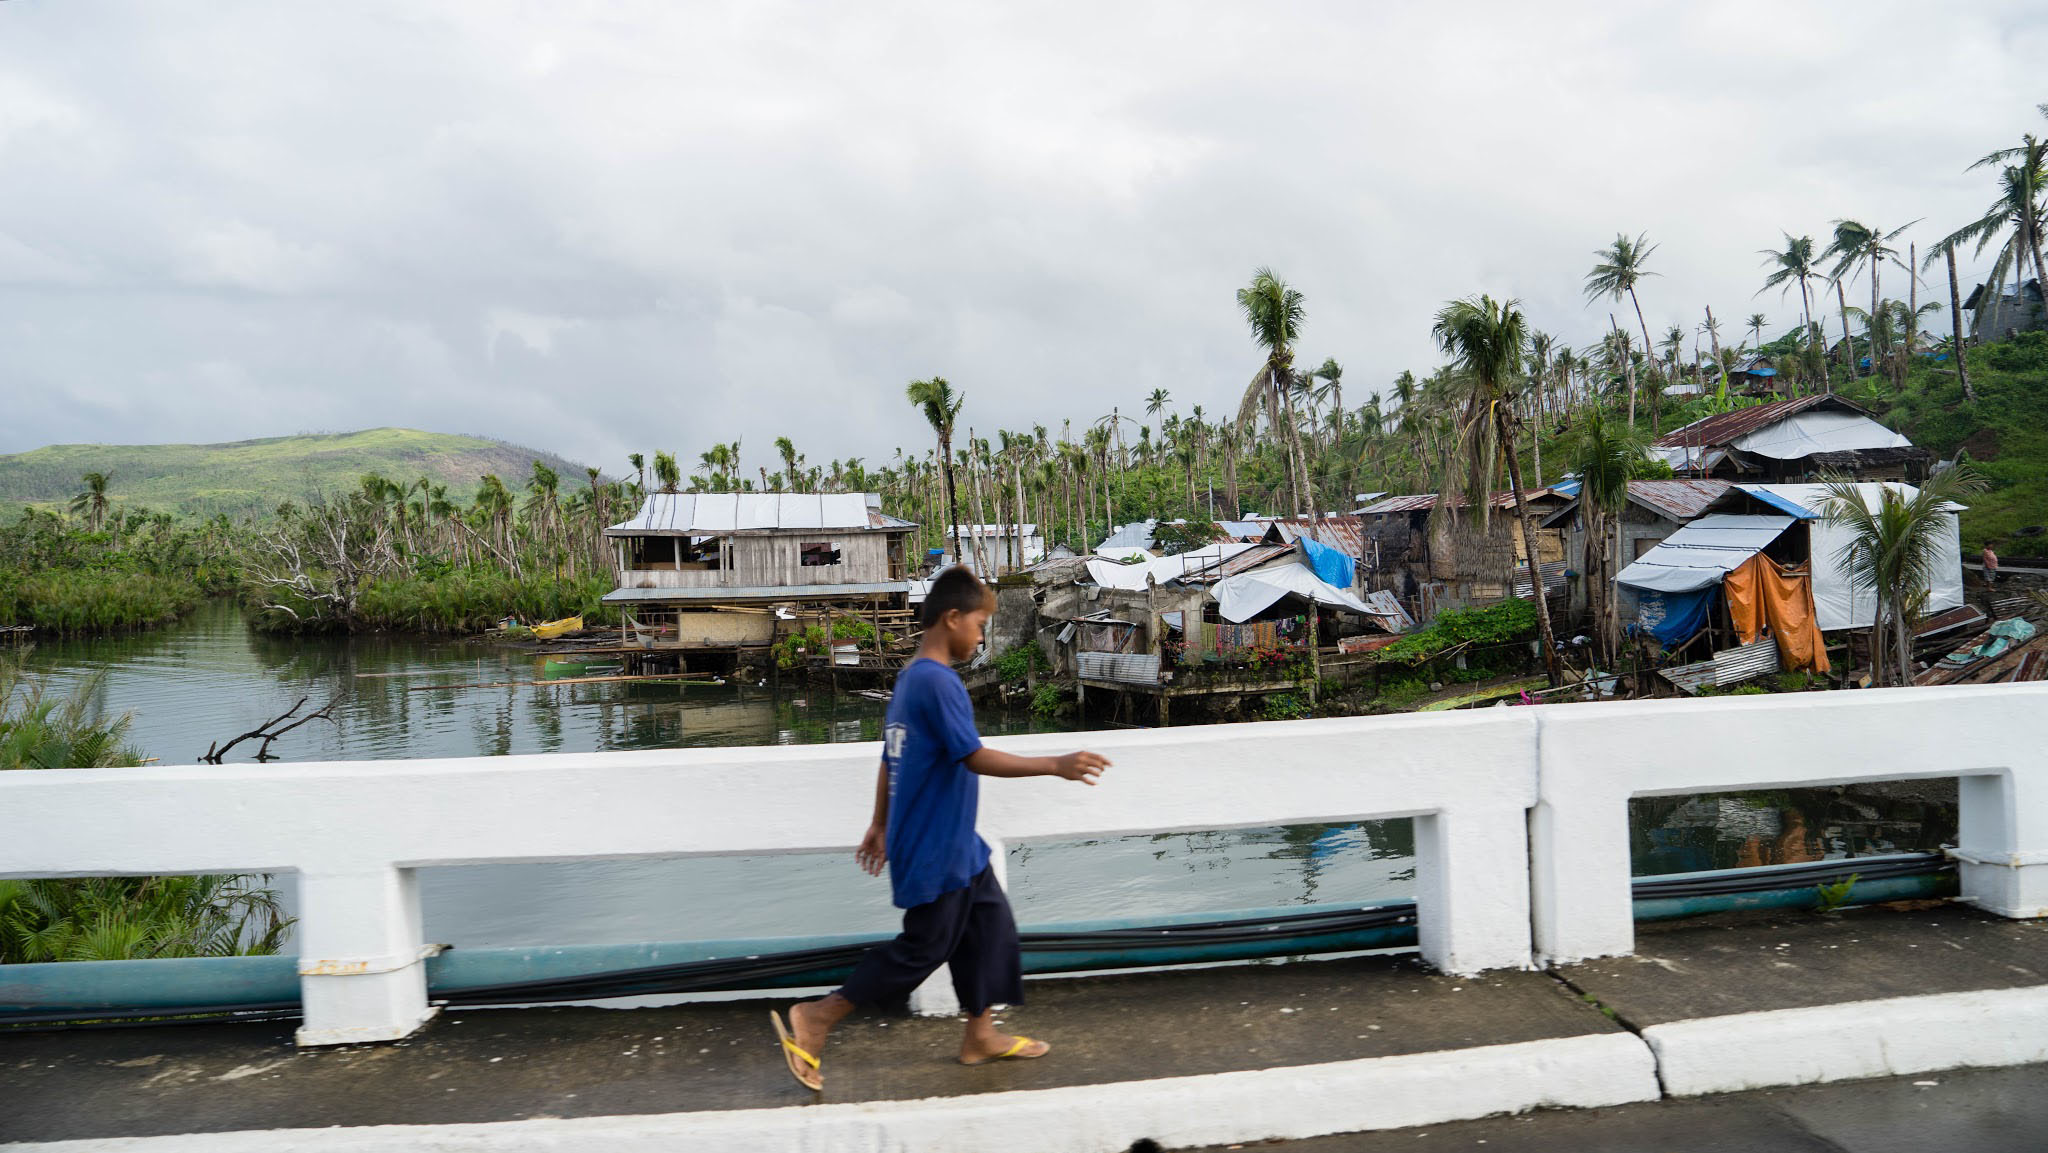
294, 867, 435, 1047
1414, 800, 1535, 974
1956, 771, 2048, 919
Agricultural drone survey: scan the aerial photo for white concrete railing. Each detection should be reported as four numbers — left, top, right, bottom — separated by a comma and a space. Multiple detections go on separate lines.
0, 711, 1538, 1046
1531, 683, 2048, 963
1, 685, 2041, 1046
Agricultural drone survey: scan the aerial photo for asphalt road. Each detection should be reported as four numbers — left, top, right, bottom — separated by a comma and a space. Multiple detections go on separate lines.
1180, 1064, 2048, 1153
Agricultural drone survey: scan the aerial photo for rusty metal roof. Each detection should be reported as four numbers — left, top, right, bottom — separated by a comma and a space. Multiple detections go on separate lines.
1263, 515, 1368, 558
1653, 394, 1877, 450
1356, 490, 1568, 516
1626, 479, 1732, 522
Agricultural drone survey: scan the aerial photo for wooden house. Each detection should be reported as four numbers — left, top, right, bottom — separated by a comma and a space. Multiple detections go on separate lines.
603, 493, 916, 650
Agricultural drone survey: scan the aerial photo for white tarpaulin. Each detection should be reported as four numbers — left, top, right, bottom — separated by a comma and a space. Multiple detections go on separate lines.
1736, 483, 1964, 631
1086, 543, 1257, 591
1615, 514, 1795, 594
1730, 410, 1911, 460
1211, 563, 1379, 623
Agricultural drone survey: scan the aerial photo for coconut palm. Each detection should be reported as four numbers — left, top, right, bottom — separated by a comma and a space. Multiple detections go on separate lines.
651, 451, 681, 494
1144, 388, 1172, 449
1926, 124, 2048, 318
1312, 358, 1344, 453
1824, 219, 1920, 376
1818, 468, 1984, 687
1559, 411, 1650, 667
906, 376, 967, 566
1757, 233, 1825, 371
1745, 312, 1768, 351
1430, 294, 1560, 685
1584, 232, 1663, 385
69, 472, 112, 535
1235, 267, 1312, 518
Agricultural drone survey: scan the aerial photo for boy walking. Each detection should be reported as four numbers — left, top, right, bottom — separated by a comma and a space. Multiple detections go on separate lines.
770, 567, 1110, 1091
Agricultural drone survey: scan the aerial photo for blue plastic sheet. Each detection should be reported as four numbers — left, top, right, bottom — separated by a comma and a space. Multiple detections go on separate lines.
1636, 585, 1717, 646
1298, 536, 1356, 590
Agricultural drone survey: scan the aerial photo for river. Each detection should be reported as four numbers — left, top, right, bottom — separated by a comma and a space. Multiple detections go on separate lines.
18, 603, 1955, 953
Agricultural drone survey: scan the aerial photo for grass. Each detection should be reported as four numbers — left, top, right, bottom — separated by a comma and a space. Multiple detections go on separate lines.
0, 570, 203, 634
0, 428, 594, 520
252, 567, 621, 635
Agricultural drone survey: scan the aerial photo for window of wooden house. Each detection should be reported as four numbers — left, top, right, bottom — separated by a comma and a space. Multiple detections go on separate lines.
800, 542, 842, 567
632, 536, 679, 568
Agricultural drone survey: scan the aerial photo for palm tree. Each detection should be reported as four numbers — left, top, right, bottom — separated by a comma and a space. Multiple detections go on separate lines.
651, 451, 681, 494
1559, 411, 1650, 666
1431, 294, 1560, 686
1745, 312, 1768, 352
1819, 468, 1984, 687
1585, 232, 1662, 384
1757, 233, 1825, 373
1236, 267, 1312, 518
1928, 121, 2048, 322
69, 472, 112, 534
906, 376, 967, 567
1824, 219, 1919, 377
1144, 388, 1171, 449
1312, 358, 1343, 454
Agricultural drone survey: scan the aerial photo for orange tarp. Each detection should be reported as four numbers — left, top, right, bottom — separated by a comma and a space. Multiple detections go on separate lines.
1725, 554, 1830, 674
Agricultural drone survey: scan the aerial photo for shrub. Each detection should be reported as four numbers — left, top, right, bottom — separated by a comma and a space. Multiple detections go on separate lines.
1030, 681, 1070, 718
993, 643, 1050, 684
1261, 692, 1309, 721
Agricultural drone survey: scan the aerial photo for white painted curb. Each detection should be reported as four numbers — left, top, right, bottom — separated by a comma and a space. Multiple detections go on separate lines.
0, 1032, 1659, 1153
1645, 984, 2048, 1096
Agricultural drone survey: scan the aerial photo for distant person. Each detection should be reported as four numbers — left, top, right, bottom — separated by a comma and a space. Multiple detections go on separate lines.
769, 566, 1110, 1091
1983, 541, 1999, 588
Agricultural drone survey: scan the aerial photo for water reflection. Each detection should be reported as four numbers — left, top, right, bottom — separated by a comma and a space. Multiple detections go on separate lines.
1631, 789, 1956, 875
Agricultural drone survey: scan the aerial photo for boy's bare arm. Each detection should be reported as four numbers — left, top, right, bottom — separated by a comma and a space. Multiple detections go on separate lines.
856, 760, 888, 876
966, 746, 1110, 785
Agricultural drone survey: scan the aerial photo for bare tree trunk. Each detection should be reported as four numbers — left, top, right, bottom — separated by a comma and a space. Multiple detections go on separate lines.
1500, 409, 1561, 687
1613, 315, 1639, 428
1947, 246, 1976, 403
1628, 288, 1658, 384
1834, 279, 1854, 393
1704, 305, 1727, 394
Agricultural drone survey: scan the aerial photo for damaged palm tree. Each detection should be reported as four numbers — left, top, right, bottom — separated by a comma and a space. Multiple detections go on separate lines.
1431, 295, 1561, 687
1818, 467, 1984, 687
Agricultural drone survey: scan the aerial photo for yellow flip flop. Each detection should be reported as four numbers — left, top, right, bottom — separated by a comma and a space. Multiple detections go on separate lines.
959, 1036, 1050, 1066
769, 1009, 823, 1091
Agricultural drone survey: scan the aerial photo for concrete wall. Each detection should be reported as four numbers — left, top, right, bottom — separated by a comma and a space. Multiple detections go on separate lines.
4, 684, 2044, 1049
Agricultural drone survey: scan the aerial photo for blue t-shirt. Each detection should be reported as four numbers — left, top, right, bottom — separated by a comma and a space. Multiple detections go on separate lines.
881, 657, 988, 909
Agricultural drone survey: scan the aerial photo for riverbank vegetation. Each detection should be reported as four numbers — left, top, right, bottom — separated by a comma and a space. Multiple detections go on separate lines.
0, 659, 292, 962
0, 507, 236, 634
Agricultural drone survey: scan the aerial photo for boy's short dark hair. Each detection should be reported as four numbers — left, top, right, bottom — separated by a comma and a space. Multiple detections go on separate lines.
920, 566, 993, 628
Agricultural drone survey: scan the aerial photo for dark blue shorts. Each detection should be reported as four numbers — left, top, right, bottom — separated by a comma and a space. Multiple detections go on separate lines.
838, 865, 1023, 1016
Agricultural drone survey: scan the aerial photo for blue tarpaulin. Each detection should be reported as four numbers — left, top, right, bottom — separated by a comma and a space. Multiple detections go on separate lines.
1636, 585, 1718, 646
1298, 536, 1356, 590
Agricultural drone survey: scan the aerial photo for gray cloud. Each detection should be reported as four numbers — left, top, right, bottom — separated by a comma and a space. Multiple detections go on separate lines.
3, 0, 2043, 476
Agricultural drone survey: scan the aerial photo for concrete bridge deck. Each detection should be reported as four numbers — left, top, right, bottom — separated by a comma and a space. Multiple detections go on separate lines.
4, 901, 2045, 1150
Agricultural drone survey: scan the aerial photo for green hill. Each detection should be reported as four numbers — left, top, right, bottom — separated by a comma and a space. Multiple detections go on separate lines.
0, 428, 595, 519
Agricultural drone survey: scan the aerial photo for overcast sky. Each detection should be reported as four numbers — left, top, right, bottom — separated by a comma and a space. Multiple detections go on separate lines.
3, 1, 2044, 475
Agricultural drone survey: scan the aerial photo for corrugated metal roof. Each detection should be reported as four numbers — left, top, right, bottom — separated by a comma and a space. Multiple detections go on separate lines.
1264, 515, 1368, 558
1627, 479, 1732, 522
1358, 493, 1439, 515
606, 493, 893, 536
1356, 490, 1568, 516
1615, 514, 1795, 593
1653, 393, 1879, 450
1181, 542, 1293, 582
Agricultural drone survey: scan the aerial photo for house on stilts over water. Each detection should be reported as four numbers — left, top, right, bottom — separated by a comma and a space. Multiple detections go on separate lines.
602, 492, 918, 670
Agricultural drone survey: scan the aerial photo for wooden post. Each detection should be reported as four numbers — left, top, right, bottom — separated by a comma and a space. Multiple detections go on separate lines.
1158, 690, 1170, 728
1308, 609, 1321, 705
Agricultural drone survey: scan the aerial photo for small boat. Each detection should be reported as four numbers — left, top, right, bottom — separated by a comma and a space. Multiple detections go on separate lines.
541, 659, 588, 678
532, 616, 583, 640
